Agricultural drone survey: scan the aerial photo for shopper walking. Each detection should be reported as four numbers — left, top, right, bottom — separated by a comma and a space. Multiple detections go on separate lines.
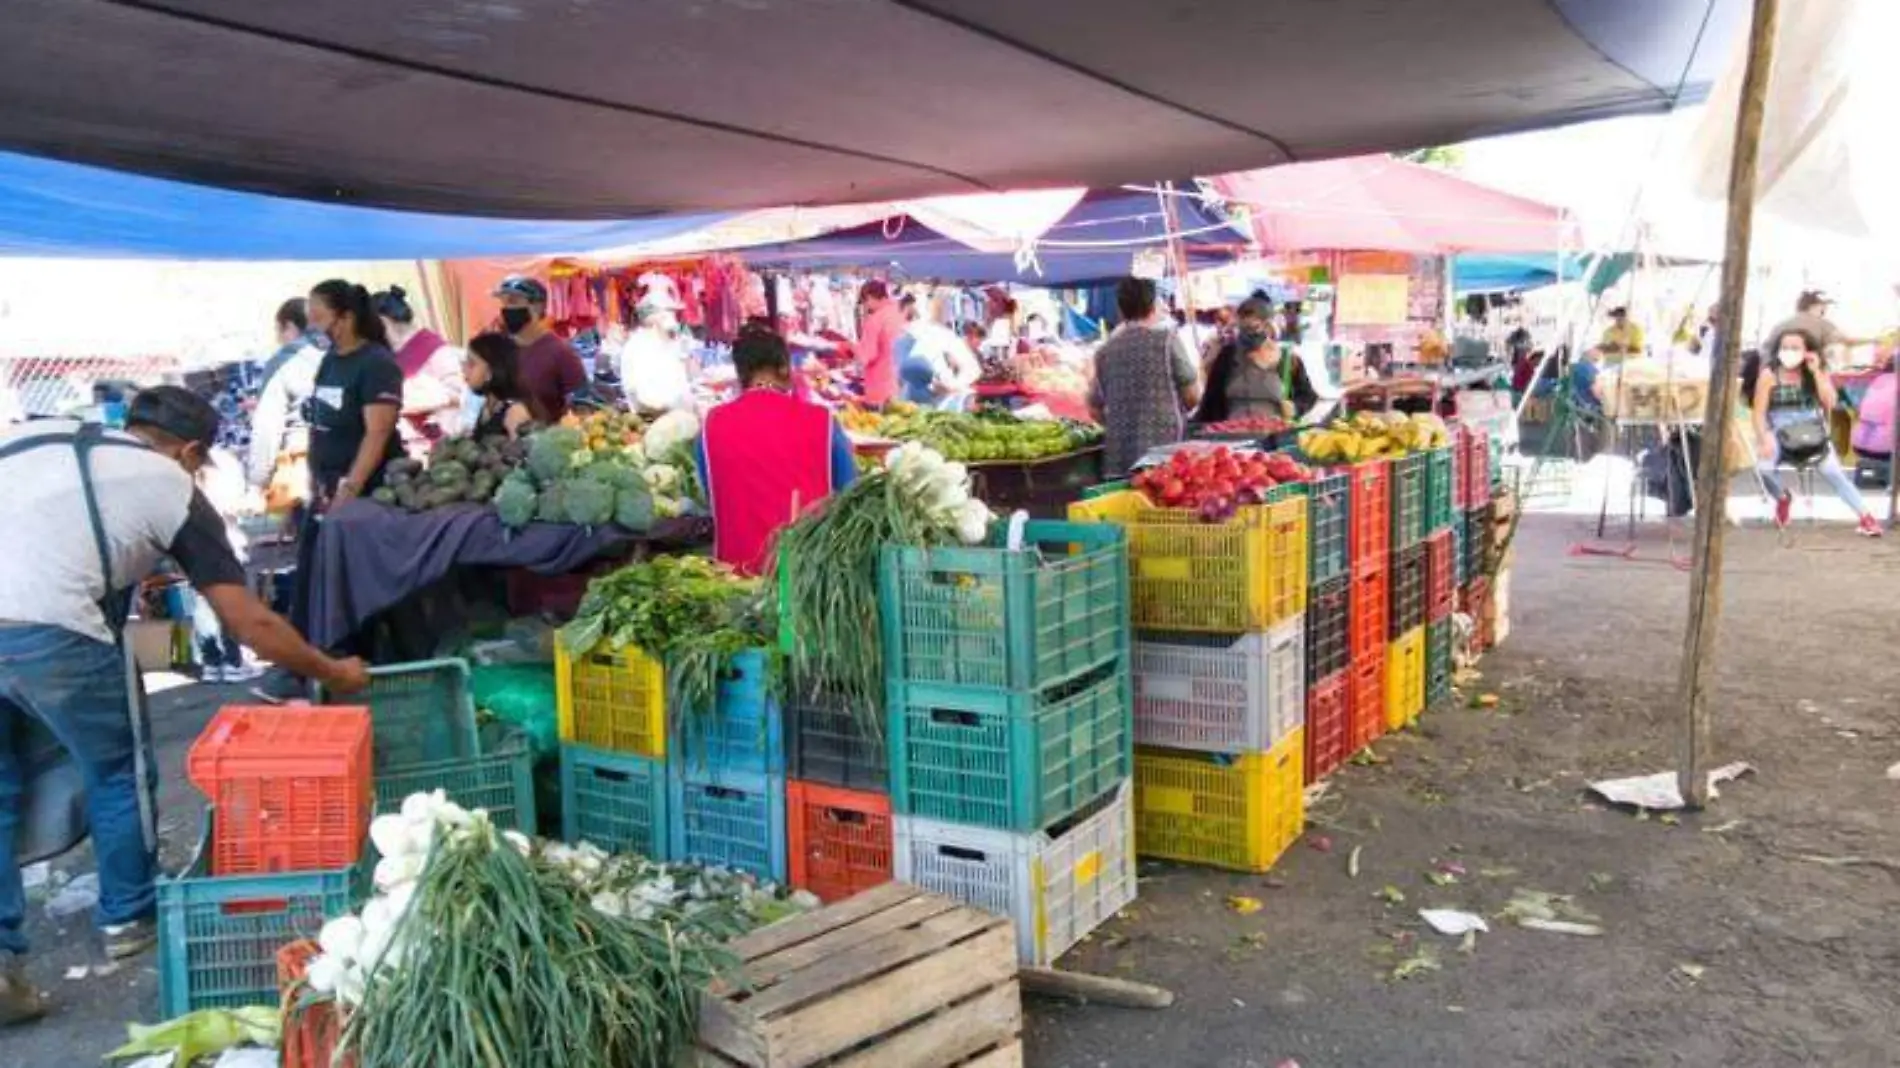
1088, 278, 1202, 477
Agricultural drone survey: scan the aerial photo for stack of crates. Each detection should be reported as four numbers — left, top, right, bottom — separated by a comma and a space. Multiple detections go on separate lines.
556, 643, 672, 860
1344, 460, 1392, 754
785, 686, 892, 904
1424, 528, 1457, 710
1385, 543, 1427, 731
1295, 462, 1351, 783
883, 520, 1138, 964
1068, 485, 1308, 875
161, 707, 376, 1017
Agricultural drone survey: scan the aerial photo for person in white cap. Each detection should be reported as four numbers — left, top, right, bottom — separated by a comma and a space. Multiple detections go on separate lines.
617, 292, 695, 416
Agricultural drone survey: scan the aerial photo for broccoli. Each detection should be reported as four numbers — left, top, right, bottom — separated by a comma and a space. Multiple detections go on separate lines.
536, 484, 568, 523
613, 483, 654, 532
469, 469, 499, 501
429, 460, 471, 488
494, 476, 537, 528
564, 479, 616, 527
526, 427, 585, 483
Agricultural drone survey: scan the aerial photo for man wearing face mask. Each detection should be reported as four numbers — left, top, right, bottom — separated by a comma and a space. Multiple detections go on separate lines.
494, 276, 587, 424
617, 294, 696, 416
0, 387, 368, 1021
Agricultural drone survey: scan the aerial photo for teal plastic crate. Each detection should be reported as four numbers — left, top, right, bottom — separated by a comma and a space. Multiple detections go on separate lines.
669, 648, 786, 780
561, 744, 668, 857
1300, 470, 1350, 585
1426, 617, 1453, 708
1389, 453, 1427, 549
318, 657, 477, 771
1451, 514, 1467, 586
880, 520, 1128, 694
157, 813, 368, 1018
376, 723, 536, 833
668, 768, 788, 882
1424, 446, 1456, 534
889, 661, 1131, 833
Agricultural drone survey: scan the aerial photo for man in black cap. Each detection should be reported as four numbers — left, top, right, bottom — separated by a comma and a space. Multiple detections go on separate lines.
494, 275, 587, 424
0, 387, 368, 1021
1765, 290, 1857, 364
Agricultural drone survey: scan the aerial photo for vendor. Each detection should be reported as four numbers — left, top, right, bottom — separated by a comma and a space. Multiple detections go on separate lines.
617, 294, 695, 417
1598, 307, 1646, 360
463, 332, 535, 441
695, 324, 857, 575
0, 387, 367, 1021
1196, 297, 1318, 424
898, 301, 981, 410
494, 275, 587, 424
375, 285, 466, 450
852, 280, 905, 409
306, 280, 405, 509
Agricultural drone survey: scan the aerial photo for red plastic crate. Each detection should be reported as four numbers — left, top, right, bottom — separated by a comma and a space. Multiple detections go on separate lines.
1345, 459, 1391, 577
787, 780, 894, 904
1348, 565, 1389, 664
1424, 530, 1455, 622
278, 940, 352, 1068
1305, 671, 1350, 783
1461, 578, 1494, 655
186, 707, 372, 876
1456, 425, 1491, 510
1348, 655, 1387, 752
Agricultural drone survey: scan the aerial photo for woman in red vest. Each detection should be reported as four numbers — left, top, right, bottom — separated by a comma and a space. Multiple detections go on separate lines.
695, 324, 858, 575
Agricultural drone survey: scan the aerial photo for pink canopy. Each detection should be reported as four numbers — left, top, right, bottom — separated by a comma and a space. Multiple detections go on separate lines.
1212, 156, 1577, 254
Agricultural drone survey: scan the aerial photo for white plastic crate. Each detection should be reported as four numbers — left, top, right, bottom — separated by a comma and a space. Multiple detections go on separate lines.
1130, 620, 1305, 754
894, 781, 1135, 966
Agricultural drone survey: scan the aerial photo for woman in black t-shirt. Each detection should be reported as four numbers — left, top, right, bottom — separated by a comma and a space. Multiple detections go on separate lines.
304, 280, 404, 507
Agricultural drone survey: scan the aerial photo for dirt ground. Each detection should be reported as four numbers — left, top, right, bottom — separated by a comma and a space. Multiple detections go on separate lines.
6, 510, 1900, 1067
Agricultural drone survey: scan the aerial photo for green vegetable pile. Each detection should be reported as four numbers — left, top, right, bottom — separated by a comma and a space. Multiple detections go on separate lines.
496, 415, 701, 533
878, 409, 1101, 462
371, 436, 527, 511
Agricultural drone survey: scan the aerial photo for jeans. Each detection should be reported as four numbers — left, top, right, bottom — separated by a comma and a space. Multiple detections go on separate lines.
1758, 410, 1869, 514
0, 624, 155, 955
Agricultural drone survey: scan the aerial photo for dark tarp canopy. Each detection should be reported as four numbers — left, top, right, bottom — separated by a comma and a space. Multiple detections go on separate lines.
6, 0, 1745, 219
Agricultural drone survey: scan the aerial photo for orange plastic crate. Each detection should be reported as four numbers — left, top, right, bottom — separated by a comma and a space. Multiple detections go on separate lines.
277, 940, 351, 1068
786, 780, 894, 904
187, 707, 372, 876
1347, 654, 1386, 752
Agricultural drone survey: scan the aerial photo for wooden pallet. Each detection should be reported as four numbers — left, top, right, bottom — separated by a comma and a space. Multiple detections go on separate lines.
696, 883, 1023, 1068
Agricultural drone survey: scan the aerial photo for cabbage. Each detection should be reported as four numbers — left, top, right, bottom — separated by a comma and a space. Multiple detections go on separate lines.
526, 427, 585, 483
643, 410, 701, 456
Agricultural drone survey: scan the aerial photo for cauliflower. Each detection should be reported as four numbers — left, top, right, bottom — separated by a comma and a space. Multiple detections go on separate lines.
643, 410, 701, 456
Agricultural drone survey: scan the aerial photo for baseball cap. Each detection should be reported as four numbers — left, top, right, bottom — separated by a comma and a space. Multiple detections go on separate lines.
493, 275, 549, 304
1798, 289, 1832, 310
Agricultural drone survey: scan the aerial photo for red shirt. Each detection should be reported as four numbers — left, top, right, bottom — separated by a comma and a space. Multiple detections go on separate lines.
700, 390, 845, 575
519, 332, 586, 424
854, 304, 906, 407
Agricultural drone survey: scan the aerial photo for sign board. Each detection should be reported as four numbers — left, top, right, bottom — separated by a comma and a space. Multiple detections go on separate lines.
1131, 249, 1168, 280
1334, 274, 1410, 326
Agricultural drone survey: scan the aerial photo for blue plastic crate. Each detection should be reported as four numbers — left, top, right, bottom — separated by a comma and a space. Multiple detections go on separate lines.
376, 723, 537, 833
667, 767, 788, 882
889, 661, 1131, 833
1451, 515, 1468, 586
317, 657, 477, 771
157, 813, 369, 1018
560, 744, 669, 858
668, 648, 786, 781
1300, 470, 1350, 585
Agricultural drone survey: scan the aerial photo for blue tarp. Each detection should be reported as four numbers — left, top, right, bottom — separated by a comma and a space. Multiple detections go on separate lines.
0, 151, 733, 261
1453, 253, 1641, 296
738, 187, 1248, 286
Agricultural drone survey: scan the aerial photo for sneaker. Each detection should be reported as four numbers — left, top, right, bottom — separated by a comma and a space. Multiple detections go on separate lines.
200, 664, 226, 685
102, 918, 157, 961
0, 959, 44, 1026
1774, 490, 1793, 529
1858, 515, 1883, 538
221, 661, 266, 683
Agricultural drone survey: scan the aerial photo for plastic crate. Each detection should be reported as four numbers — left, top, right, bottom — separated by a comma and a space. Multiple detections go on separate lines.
1388, 544, 1426, 639
880, 520, 1127, 692
1305, 670, 1350, 784
787, 780, 893, 903
1131, 621, 1304, 754
1461, 502, 1495, 582
1451, 514, 1467, 587
1348, 654, 1386, 752
668, 768, 788, 882
889, 661, 1130, 833
1423, 445, 1456, 534
185, 707, 373, 877
1348, 565, 1389, 664
1068, 490, 1307, 634
318, 658, 477, 771
1385, 627, 1426, 731
1345, 459, 1391, 577
556, 640, 666, 759
1133, 732, 1303, 873
1423, 530, 1455, 622
278, 941, 351, 1068
669, 648, 786, 780
896, 781, 1135, 966
1456, 426, 1492, 510
1389, 453, 1427, 550
157, 814, 369, 1018
965, 447, 1108, 519
1305, 574, 1349, 684
375, 723, 536, 834
1426, 617, 1453, 709
1300, 470, 1351, 585
1461, 578, 1494, 656
559, 744, 668, 858
784, 686, 888, 793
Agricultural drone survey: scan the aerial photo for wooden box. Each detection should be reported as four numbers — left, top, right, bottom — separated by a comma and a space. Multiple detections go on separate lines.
696, 884, 1022, 1068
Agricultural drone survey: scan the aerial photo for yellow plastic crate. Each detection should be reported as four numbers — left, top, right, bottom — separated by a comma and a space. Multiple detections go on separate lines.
555, 641, 667, 759
1385, 627, 1425, 731
1069, 491, 1307, 634
1132, 730, 1304, 873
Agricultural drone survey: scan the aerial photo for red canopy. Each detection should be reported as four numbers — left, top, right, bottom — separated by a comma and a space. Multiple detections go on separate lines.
1212, 156, 1577, 255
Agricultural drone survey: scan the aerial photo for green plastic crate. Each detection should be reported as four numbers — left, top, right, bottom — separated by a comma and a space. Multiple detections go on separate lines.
560, 744, 668, 858
1424, 446, 1456, 534
1426, 617, 1453, 708
318, 658, 477, 771
375, 723, 536, 833
1299, 470, 1351, 585
880, 521, 1128, 693
1389, 453, 1427, 549
889, 661, 1131, 833
157, 813, 369, 1018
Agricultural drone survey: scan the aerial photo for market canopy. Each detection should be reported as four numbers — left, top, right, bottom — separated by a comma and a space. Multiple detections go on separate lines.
1452, 253, 1640, 295
8, 0, 1745, 218
1211, 157, 1581, 255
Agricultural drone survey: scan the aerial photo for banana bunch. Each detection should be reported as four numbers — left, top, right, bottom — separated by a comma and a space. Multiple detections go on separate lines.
1299, 411, 1452, 463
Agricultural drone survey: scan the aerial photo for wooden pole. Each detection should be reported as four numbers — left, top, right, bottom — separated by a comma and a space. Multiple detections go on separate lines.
1677, 0, 1782, 809
1156, 182, 1197, 325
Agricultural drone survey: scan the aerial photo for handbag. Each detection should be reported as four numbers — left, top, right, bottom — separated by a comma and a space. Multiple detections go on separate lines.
1774, 419, 1830, 466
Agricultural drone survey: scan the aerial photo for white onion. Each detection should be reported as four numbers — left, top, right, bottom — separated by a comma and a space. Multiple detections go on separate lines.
317, 915, 365, 962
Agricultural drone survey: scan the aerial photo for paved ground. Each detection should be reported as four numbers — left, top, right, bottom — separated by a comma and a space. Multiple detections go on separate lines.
6, 499, 1899, 1067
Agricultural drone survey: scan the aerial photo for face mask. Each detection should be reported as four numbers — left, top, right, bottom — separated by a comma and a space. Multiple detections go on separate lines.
1777, 349, 1804, 369
1238, 325, 1273, 352
501, 307, 535, 333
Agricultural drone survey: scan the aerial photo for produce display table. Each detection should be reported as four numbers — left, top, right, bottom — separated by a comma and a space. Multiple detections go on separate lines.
966, 446, 1104, 519
307, 500, 710, 653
